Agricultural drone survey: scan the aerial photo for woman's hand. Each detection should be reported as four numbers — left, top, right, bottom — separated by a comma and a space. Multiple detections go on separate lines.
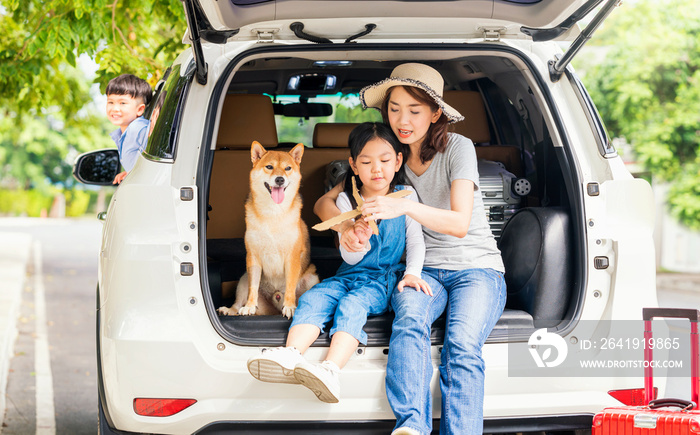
314, 182, 343, 221
360, 196, 408, 222
398, 274, 433, 296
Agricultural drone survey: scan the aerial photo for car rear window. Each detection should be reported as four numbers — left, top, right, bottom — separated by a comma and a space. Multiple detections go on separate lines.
272, 93, 381, 146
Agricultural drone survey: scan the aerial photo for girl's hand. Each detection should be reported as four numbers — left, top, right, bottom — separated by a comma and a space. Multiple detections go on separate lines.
361, 196, 408, 222
339, 221, 366, 252
353, 219, 373, 247
398, 274, 433, 296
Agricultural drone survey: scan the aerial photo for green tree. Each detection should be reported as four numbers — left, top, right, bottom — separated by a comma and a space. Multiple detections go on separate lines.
1, 0, 185, 104
0, 0, 186, 193
578, 0, 700, 229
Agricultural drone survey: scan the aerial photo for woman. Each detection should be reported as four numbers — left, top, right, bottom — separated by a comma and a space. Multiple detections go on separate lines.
314, 63, 505, 435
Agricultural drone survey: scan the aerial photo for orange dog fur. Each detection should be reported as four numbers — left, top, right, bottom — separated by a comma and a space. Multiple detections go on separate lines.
217, 141, 319, 319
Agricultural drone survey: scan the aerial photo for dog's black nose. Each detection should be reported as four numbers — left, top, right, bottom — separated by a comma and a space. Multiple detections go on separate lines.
275, 176, 285, 186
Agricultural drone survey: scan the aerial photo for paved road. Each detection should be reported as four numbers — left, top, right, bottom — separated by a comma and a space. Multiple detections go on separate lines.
0, 217, 699, 434
1, 218, 102, 434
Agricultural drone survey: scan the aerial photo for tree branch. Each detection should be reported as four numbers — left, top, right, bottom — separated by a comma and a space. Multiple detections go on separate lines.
15, 9, 51, 59
111, 0, 159, 69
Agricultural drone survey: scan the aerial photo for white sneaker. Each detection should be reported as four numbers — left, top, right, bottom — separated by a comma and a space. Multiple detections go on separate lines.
247, 347, 305, 384
391, 428, 422, 435
293, 360, 340, 403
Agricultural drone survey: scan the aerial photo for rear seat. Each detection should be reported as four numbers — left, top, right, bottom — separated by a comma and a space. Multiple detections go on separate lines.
206, 94, 279, 303
298, 123, 354, 279
299, 123, 354, 231
208, 94, 279, 240
207, 100, 352, 291
209, 110, 353, 240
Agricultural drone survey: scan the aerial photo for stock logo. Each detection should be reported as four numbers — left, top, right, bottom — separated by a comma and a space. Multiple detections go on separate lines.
528, 328, 568, 368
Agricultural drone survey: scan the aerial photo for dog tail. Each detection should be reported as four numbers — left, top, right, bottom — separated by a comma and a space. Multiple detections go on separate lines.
298, 263, 320, 297
304, 263, 317, 276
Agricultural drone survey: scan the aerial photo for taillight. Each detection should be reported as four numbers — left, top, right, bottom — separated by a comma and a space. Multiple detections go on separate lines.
133, 398, 196, 417
607, 388, 657, 406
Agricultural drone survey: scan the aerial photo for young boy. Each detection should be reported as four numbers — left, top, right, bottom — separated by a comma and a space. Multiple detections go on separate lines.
106, 74, 152, 184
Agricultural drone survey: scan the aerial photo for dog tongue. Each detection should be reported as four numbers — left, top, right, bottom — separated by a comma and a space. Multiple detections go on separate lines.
271, 186, 285, 204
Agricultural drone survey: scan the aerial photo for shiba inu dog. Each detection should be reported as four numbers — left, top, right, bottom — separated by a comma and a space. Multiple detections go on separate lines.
217, 141, 319, 319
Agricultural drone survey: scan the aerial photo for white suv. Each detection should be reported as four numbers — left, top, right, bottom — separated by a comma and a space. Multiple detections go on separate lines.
73, 1, 660, 433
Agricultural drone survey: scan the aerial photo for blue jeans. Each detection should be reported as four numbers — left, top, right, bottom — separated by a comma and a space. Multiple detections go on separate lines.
386, 267, 506, 435
290, 276, 390, 345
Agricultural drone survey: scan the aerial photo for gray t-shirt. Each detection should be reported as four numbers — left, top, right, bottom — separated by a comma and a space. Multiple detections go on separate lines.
404, 133, 505, 272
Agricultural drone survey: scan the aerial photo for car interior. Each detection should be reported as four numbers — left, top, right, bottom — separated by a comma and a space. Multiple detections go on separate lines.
202, 52, 581, 347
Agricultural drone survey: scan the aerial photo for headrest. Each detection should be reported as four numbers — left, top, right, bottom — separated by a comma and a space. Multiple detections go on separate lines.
312, 123, 358, 148
443, 90, 491, 144
216, 94, 278, 150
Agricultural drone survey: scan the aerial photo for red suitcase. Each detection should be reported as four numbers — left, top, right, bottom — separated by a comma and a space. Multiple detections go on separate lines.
592, 308, 700, 434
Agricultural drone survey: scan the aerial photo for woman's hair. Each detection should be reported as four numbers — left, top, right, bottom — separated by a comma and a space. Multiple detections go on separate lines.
380, 85, 449, 164
344, 122, 406, 209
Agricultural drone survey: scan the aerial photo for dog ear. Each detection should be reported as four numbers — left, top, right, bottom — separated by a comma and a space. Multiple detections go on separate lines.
251, 141, 266, 164
289, 143, 304, 165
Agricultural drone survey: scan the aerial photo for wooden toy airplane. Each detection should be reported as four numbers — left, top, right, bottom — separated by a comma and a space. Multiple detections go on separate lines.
312, 177, 411, 235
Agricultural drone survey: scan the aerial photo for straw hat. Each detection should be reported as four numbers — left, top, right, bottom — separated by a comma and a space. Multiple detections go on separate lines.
359, 63, 464, 124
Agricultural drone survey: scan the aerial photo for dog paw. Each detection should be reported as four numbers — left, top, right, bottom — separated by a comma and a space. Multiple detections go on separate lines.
282, 305, 296, 319
217, 306, 236, 316
238, 305, 257, 316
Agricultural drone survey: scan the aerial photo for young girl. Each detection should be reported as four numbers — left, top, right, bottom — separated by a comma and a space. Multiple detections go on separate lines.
314, 64, 506, 434
247, 122, 431, 403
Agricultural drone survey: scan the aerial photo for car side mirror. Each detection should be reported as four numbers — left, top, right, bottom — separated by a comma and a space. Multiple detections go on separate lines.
73, 149, 120, 185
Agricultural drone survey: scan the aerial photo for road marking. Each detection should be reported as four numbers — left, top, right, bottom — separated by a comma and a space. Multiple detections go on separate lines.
33, 241, 56, 435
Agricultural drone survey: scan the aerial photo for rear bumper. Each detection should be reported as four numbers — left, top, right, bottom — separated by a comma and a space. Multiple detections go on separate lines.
98, 328, 621, 434
192, 414, 594, 434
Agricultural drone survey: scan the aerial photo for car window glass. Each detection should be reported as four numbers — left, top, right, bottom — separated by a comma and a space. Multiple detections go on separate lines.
567, 70, 616, 157
270, 93, 381, 146
144, 64, 193, 161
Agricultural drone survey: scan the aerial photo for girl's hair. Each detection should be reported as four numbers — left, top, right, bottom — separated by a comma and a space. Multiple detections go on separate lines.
344, 122, 406, 209
380, 85, 449, 164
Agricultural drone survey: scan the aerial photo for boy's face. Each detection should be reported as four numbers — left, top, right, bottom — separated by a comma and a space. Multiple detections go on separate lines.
106, 94, 146, 132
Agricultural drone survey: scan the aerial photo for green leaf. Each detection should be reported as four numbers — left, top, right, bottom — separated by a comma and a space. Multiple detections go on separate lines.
578, 0, 700, 228
0, 0, 186, 193
65, 50, 76, 67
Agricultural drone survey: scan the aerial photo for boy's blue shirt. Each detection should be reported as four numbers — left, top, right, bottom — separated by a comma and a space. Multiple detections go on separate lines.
110, 116, 150, 172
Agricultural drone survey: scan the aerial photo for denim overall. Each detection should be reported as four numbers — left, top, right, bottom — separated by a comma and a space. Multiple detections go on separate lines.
290, 211, 407, 345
